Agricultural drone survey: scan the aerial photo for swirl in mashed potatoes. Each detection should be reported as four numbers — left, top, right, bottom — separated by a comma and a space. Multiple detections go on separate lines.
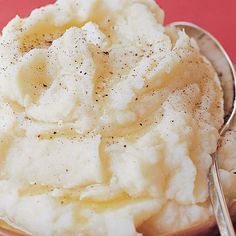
0, 0, 235, 235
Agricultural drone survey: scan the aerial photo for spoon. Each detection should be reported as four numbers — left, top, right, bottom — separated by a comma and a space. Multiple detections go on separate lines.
169, 22, 236, 236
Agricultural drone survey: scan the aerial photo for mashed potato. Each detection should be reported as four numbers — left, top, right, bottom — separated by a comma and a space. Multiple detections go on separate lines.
0, 0, 234, 235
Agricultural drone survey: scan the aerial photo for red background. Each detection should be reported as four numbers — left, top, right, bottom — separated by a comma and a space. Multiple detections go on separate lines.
0, 0, 235, 63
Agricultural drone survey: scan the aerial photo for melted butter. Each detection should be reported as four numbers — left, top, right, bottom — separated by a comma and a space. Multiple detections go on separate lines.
18, 183, 146, 224
2, 98, 25, 113
17, 56, 52, 103
99, 139, 112, 182
19, 19, 83, 53
60, 192, 140, 213
19, 184, 53, 197
37, 128, 77, 140
0, 137, 12, 169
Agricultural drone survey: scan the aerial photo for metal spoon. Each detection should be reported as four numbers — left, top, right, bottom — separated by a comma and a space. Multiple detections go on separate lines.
169, 22, 236, 236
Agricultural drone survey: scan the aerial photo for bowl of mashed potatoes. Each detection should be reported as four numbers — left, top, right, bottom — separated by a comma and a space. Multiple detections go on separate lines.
0, 0, 236, 235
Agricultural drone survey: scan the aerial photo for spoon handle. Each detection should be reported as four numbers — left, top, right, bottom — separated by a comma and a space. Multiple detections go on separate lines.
209, 154, 235, 236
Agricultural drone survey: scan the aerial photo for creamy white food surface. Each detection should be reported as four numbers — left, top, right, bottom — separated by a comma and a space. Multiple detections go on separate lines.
0, 0, 235, 235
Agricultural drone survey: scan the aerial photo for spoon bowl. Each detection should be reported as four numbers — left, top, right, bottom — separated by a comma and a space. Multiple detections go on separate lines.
169, 22, 236, 236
